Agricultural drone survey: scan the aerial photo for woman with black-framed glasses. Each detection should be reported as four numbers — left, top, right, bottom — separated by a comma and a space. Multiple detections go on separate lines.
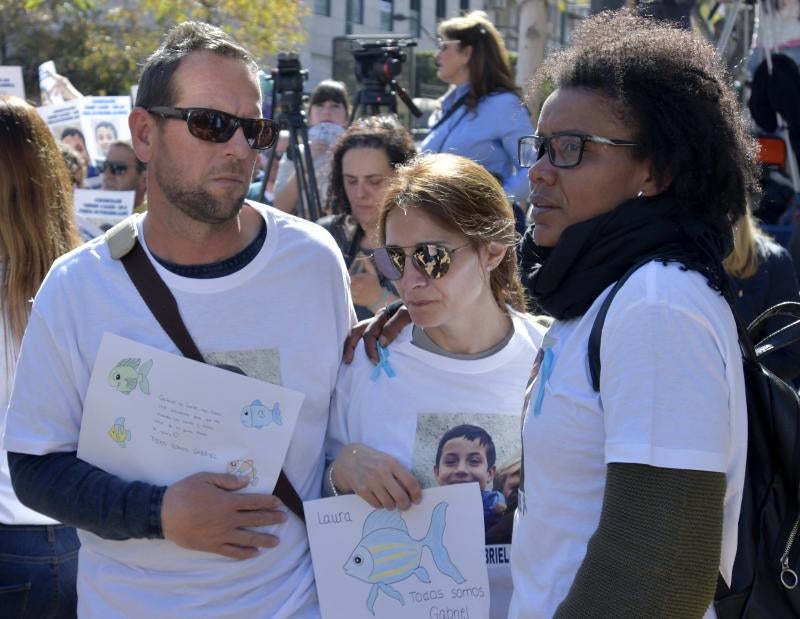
324, 153, 545, 619
510, 11, 757, 618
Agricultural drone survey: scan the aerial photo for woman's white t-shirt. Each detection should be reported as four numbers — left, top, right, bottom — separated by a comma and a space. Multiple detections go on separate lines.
327, 311, 544, 619
510, 261, 747, 619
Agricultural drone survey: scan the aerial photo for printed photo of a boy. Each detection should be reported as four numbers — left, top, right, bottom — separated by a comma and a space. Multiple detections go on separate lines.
433, 424, 506, 533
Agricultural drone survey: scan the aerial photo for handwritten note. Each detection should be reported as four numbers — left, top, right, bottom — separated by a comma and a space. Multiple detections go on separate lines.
77, 332, 304, 494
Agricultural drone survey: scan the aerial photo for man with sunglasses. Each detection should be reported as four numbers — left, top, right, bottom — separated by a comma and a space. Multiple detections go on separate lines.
4, 20, 354, 619
100, 141, 148, 212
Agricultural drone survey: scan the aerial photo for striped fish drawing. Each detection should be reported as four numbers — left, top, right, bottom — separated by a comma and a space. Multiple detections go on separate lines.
343, 502, 465, 615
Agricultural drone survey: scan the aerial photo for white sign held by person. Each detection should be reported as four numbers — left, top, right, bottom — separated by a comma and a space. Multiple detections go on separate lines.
39, 60, 63, 105
77, 332, 305, 570
37, 96, 132, 167
305, 484, 491, 619
0, 66, 24, 99
73, 189, 135, 232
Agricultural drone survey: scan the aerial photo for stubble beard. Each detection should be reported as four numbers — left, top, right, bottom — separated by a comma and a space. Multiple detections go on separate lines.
154, 161, 246, 225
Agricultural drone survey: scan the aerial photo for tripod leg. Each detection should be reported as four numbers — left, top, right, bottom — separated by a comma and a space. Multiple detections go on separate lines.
297, 127, 323, 221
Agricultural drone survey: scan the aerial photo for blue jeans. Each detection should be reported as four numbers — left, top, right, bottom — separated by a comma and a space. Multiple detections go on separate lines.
0, 524, 79, 618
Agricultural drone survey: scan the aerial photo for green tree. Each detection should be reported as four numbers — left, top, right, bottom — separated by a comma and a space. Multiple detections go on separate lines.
1, 0, 305, 103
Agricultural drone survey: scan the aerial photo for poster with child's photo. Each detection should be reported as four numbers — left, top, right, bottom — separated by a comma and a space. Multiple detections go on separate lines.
412, 412, 520, 617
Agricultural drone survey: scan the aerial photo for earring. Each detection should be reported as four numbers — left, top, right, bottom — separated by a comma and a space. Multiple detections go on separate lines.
636, 190, 645, 198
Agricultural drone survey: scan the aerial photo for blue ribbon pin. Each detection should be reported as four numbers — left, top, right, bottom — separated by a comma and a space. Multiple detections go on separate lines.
370, 344, 397, 382
532, 344, 555, 417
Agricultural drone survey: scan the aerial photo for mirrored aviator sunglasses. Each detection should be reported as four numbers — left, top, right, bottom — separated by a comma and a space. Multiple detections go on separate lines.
147, 107, 277, 150
372, 243, 471, 281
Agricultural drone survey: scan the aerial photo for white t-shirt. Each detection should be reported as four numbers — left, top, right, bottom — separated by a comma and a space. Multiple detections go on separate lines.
0, 268, 59, 525
3, 204, 355, 619
509, 261, 747, 619
326, 311, 544, 619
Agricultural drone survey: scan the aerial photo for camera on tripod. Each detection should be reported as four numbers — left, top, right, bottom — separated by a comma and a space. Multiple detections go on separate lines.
271, 52, 308, 114
348, 36, 421, 120
351, 37, 415, 86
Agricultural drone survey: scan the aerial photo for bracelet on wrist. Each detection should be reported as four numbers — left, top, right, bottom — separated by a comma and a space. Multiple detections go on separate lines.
328, 462, 340, 497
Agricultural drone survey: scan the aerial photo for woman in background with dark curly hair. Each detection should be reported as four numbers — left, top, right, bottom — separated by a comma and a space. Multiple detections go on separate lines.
318, 115, 416, 319
512, 11, 757, 618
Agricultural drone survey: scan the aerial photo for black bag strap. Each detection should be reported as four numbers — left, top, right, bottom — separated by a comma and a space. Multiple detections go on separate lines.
107, 217, 305, 522
588, 255, 668, 391
588, 256, 800, 388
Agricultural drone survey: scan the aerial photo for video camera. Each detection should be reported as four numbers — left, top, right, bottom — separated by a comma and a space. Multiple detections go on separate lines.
350, 37, 416, 87
348, 37, 421, 119
270, 52, 308, 115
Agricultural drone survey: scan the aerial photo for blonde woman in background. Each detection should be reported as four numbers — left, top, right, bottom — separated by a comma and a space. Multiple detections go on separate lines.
0, 95, 81, 618
725, 208, 800, 383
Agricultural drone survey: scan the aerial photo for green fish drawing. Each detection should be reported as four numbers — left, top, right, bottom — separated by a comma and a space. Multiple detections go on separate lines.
109, 416, 131, 447
108, 358, 152, 395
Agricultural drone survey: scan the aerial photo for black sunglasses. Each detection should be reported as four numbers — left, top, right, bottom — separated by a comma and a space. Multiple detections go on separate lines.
518, 133, 638, 169
97, 160, 129, 175
372, 243, 471, 281
147, 107, 277, 150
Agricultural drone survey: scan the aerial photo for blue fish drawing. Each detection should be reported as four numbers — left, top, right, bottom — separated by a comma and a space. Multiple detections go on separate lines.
108, 417, 131, 447
108, 358, 152, 395
343, 502, 465, 615
240, 400, 282, 429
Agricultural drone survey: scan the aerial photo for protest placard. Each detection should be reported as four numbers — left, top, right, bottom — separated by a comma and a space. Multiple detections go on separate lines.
73, 189, 134, 231
0, 66, 24, 99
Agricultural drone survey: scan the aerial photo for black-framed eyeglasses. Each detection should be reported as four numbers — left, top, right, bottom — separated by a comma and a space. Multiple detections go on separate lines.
518, 133, 638, 169
147, 107, 277, 150
97, 160, 129, 175
372, 243, 472, 281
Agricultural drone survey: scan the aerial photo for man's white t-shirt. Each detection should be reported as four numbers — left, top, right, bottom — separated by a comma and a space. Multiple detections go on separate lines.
327, 311, 544, 619
509, 261, 747, 619
4, 204, 355, 619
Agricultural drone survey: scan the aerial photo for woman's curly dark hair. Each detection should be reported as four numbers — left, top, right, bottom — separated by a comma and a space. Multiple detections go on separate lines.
530, 10, 759, 226
326, 115, 416, 216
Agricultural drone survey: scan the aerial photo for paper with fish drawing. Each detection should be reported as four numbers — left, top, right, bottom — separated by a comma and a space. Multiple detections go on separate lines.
305, 484, 490, 619
77, 332, 304, 493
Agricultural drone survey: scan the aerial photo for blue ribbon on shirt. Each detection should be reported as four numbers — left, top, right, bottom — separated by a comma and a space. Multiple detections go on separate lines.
533, 346, 554, 417
370, 344, 396, 382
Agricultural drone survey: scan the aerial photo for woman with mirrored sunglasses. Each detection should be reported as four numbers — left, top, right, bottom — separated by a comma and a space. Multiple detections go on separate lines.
317, 115, 415, 320
507, 11, 757, 618
420, 11, 533, 204
324, 153, 545, 618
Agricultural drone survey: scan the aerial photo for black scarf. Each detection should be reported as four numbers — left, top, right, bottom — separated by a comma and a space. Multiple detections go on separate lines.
520, 195, 732, 320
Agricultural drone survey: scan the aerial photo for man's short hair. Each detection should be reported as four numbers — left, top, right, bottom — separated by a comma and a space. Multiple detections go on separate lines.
107, 140, 146, 173
434, 424, 497, 469
135, 21, 259, 111
61, 127, 86, 144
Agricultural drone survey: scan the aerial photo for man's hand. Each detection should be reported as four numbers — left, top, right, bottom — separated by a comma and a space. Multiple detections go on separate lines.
342, 304, 412, 365
161, 472, 288, 560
